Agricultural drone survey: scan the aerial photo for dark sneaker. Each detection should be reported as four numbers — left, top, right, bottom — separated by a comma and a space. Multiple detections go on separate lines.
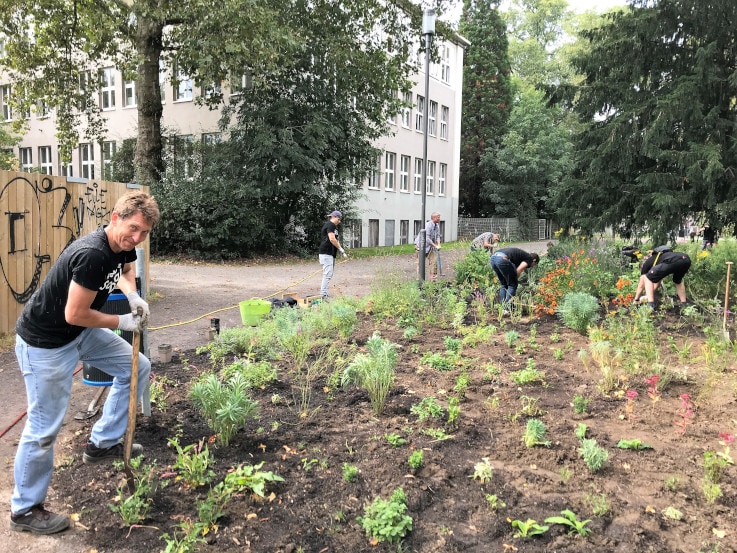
10, 504, 70, 535
83, 441, 143, 465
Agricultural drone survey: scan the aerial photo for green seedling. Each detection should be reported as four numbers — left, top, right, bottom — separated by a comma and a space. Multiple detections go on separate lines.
357, 487, 413, 544
470, 457, 493, 483
342, 463, 359, 483
485, 494, 505, 511
410, 397, 444, 421
386, 433, 408, 448
522, 418, 551, 448
571, 394, 589, 414
617, 439, 652, 450
168, 437, 216, 488
510, 518, 549, 538
408, 449, 424, 471
544, 509, 591, 537
579, 438, 609, 472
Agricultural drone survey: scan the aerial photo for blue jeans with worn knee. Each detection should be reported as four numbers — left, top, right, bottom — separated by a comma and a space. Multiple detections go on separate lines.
12, 328, 150, 515
490, 253, 518, 305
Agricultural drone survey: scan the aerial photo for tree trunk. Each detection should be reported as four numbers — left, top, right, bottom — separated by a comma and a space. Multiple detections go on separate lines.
134, 17, 165, 186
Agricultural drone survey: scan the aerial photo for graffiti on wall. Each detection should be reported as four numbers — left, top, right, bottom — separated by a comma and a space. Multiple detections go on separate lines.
0, 174, 111, 303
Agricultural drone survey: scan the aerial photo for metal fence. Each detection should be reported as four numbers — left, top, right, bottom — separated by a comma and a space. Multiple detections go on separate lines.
458, 217, 555, 242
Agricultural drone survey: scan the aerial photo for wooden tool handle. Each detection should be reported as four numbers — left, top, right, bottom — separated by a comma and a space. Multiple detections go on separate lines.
123, 307, 143, 465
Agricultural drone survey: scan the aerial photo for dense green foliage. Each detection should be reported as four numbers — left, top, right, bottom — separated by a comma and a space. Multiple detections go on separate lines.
459, 0, 513, 216
552, 0, 737, 242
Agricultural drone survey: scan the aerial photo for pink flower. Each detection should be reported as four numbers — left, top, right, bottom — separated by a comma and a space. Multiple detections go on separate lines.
645, 375, 660, 387
718, 432, 735, 444
625, 390, 639, 401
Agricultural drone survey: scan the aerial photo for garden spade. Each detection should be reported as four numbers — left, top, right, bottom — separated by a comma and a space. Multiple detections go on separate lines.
123, 307, 143, 493
724, 262, 733, 341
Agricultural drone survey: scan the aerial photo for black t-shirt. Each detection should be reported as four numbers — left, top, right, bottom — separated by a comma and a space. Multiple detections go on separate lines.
497, 247, 535, 268
16, 227, 137, 348
319, 221, 339, 257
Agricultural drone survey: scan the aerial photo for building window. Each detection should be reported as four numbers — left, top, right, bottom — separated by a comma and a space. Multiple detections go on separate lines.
415, 95, 424, 132
173, 135, 194, 177
440, 105, 449, 140
100, 67, 116, 110
78, 71, 93, 110
230, 73, 253, 96
102, 141, 117, 180
399, 154, 410, 192
385, 152, 395, 191
36, 98, 50, 119
400, 220, 409, 244
413, 158, 422, 193
429, 101, 437, 137
441, 44, 451, 84
20, 147, 33, 172
1, 85, 12, 121
174, 63, 193, 101
39, 146, 52, 174
368, 155, 380, 189
203, 133, 222, 144
80, 143, 95, 179
159, 60, 167, 103
426, 160, 435, 195
401, 91, 411, 128
124, 79, 136, 108
438, 163, 447, 196
58, 148, 72, 177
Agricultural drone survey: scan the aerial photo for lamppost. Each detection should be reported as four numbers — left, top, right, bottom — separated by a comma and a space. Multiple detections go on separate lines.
418, 8, 436, 285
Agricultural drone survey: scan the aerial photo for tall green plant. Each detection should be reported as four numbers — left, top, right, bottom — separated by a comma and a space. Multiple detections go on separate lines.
189, 372, 260, 446
341, 333, 398, 415
557, 292, 600, 334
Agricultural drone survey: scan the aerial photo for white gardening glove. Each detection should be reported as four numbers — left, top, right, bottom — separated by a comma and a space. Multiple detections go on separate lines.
127, 292, 149, 320
436, 245, 441, 250
117, 312, 144, 333
339, 248, 348, 258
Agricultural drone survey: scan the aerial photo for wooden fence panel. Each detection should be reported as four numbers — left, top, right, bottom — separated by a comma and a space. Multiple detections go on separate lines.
0, 170, 150, 335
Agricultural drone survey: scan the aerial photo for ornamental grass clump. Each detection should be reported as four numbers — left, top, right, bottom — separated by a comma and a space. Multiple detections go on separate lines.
341, 333, 398, 415
556, 292, 600, 335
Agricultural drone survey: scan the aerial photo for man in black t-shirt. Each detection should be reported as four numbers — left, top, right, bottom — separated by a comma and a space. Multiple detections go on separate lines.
318, 210, 348, 299
10, 191, 159, 536
490, 247, 539, 311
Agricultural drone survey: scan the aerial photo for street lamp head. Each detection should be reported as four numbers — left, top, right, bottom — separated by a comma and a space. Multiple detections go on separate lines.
422, 9, 436, 36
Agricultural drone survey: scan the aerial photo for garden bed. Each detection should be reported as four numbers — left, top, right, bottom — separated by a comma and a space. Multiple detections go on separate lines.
53, 307, 737, 553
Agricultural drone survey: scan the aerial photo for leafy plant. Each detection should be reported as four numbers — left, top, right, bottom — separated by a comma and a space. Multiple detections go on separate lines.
160, 518, 208, 553
420, 351, 456, 371
617, 438, 652, 450
342, 463, 359, 483
220, 462, 284, 498
544, 509, 591, 537
572, 394, 590, 414
663, 475, 680, 492
510, 360, 545, 385
341, 333, 398, 415
470, 457, 493, 483
556, 292, 600, 334
408, 450, 424, 471
485, 494, 506, 511
221, 357, 277, 389
443, 335, 462, 354
510, 518, 549, 538
189, 371, 260, 446
357, 487, 413, 544
169, 437, 216, 488
447, 396, 461, 426
385, 433, 408, 448
522, 418, 551, 448
575, 423, 588, 439
584, 492, 610, 516
410, 397, 444, 421
504, 330, 520, 347
579, 439, 609, 472
108, 460, 159, 526
422, 427, 452, 440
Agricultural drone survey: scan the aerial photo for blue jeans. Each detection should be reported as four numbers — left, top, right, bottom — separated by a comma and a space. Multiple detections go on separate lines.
319, 254, 335, 296
490, 253, 518, 305
12, 328, 151, 515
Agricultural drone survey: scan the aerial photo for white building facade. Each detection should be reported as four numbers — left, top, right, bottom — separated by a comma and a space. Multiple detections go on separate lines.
1, 35, 467, 249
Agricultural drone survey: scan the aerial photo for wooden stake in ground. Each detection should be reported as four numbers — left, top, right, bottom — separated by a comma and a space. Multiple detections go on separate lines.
123, 307, 143, 493
724, 262, 733, 341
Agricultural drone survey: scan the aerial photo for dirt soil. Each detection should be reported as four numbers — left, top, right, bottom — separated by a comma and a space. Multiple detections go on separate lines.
2, 244, 736, 553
